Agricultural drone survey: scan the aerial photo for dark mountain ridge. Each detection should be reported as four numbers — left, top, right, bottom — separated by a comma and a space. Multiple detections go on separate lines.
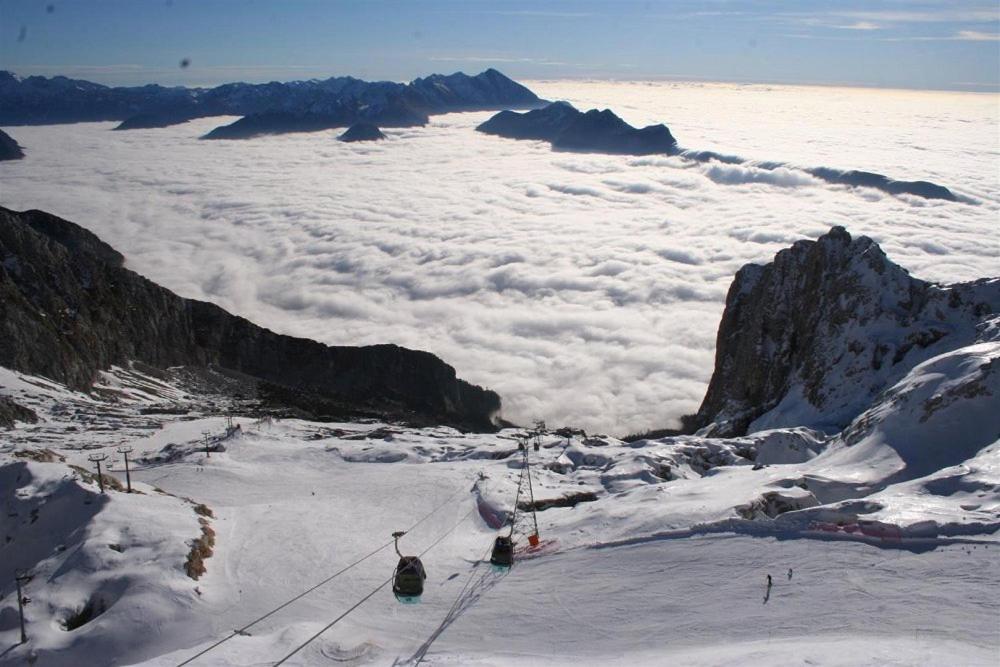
0, 69, 543, 138
477, 101, 678, 155
0, 207, 501, 431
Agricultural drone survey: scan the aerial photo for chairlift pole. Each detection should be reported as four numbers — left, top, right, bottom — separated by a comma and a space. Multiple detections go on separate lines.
202, 430, 212, 458
87, 453, 108, 494
533, 420, 545, 451
524, 444, 539, 539
15, 570, 29, 644
116, 445, 133, 493
508, 442, 527, 538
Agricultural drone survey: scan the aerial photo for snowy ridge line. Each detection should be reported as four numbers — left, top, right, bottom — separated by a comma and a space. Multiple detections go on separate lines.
583, 517, 995, 554
273, 506, 478, 666
176, 484, 471, 666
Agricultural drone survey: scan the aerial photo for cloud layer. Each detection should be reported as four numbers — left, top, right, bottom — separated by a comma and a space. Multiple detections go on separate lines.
1, 80, 997, 434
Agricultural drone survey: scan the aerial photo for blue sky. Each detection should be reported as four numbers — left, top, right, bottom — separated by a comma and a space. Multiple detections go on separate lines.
1, 1, 997, 90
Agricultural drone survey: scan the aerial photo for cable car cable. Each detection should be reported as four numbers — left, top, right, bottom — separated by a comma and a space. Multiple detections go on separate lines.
176, 484, 468, 666
272, 506, 476, 666
410, 539, 498, 665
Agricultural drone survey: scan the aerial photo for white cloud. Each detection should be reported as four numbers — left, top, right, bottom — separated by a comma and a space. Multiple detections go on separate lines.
428, 55, 573, 66
0, 80, 996, 435
829, 9, 999, 24
835, 21, 881, 31
955, 30, 1000, 41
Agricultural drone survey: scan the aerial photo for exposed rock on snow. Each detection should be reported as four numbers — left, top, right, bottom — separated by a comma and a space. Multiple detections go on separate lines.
694, 225, 998, 436
0, 394, 36, 427
0, 207, 501, 430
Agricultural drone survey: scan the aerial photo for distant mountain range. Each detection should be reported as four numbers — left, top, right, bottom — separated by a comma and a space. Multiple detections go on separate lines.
0, 68, 544, 137
0, 68, 958, 200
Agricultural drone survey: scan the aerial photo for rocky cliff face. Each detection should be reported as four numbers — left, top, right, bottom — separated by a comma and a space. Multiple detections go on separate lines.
0, 207, 501, 430
693, 226, 999, 437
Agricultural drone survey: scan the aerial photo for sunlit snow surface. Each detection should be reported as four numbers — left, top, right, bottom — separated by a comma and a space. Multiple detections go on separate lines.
0, 364, 998, 666
0, 81, 997, 433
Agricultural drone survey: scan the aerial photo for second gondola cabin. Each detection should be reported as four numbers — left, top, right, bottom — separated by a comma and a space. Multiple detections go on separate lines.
490, 535, 514, 568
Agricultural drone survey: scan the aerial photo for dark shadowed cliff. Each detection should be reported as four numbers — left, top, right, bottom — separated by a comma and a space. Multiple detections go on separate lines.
0, 207, 501, 430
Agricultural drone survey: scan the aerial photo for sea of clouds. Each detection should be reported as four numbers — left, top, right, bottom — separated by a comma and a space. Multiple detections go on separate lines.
1, 81, 997, 434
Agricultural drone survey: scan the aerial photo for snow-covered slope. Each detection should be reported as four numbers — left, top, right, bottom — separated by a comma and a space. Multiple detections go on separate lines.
1, 357, 998, 665
2, 458, 212, 665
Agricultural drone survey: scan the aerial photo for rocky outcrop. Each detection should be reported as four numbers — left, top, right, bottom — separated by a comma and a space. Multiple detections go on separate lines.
693, 226, 998, 437
477, 101, 677, 155
0, 207, 501, 431
338, 122, 386, 142
0, 395, 37, 428
0, 128, 24, 160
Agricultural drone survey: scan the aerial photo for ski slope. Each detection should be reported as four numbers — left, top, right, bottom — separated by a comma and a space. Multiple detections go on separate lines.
1, 362, 999, 666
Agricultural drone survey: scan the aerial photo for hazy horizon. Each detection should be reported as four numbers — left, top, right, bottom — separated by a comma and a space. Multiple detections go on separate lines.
6, 66, 1000, 98
2, 0, 998, 92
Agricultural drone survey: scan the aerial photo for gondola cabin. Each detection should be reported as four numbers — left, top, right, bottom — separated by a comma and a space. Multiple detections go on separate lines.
393, 555, 426, 602
391, 530, 427, 603
490, 536, 514, 568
